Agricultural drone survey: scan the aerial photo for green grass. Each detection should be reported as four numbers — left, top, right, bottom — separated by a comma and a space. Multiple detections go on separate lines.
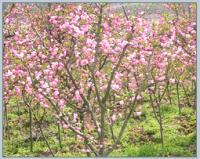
3, 93, 196, 157
109, 101, 196, 157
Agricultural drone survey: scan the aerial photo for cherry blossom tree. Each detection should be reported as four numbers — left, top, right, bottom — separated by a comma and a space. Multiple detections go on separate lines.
3, 3, 196, 157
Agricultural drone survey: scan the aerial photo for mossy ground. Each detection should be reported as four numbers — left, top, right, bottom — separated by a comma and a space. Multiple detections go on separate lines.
3, 94, 196, 157
109, 104, 196, 157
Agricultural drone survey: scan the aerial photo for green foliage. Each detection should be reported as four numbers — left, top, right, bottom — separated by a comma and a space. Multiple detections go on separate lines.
109, 96, 196, 157
4, 90, 196, 157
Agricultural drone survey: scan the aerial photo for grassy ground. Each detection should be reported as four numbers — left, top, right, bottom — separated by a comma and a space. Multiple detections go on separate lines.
110, 105, 196, 157
3, 92, 196, 157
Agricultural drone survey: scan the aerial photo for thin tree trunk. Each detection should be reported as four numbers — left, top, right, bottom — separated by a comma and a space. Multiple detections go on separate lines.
80, 107, 91, 157
193, 80, 196, 110
104, 92, 139, 156
181, 83, 191, 107
17, 100, 21, 122
158, 105, 164, 147
22, 95, 54, 157
176, 81, 181, 114
4, 103, 9, 140
37, 121, 54, 157
57, 122, 62, 149
149, 94, 164, 147
29, 108, 33, 152
99, 104, 105, 156
167, 84, 172, 105
108, 95, 115, 142
109, 124, 115, 142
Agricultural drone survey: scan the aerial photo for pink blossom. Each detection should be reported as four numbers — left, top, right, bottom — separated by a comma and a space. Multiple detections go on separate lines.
54, 90, 59, 98
86, 39, 97, 48
134, 111, 142, 116
137, 95, 142, 100
87, 81, 93, 87
60, 22, 69, 29
73, 113, 78, 122
111, 84, 120, 91
50, 80, 58, 87
110, 57, 116, 62
119, 100, 124, 105
119, 40, 128, 48
129, 81, 137, 90
6, 70, 13, 77
27, 77, 32, 85
26, 86, 33, 94
111, 114, 116, 122
75, 90, 81, 102
77, 5, 82, 11
95, 71, 102, 77
169, 78, 175, 84
59, 99, 65, 108
58, 62, 64, 70
175, 46, 182, 54
42, 82, 49, 89
46, 88, 51, 93
192, 76, 196, 81
55, 5, 62, 11
14, 86, 21, 95
100, 85, 107, 91
82, 149, 91, 153
81, 25, 90, 33
80, 59, 88, 66
43, 103, 49, 108
5, 18, 10, 23
51, 47, 58, 55
77, 135, 84, 141
51, 62, 58, 70
35, 72, 42, 80
156, 76, 165, 82
63, 124, 70, 129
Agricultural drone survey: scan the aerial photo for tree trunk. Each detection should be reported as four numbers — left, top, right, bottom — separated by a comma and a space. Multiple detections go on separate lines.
176, 81, 181, 114
57, 122, 62, 149
29, 108, 33, 152
4, 103, 9, 140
